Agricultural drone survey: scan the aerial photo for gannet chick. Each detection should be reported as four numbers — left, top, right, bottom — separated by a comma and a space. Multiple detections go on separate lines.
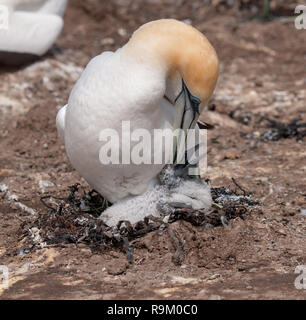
0, 0, 68, 65
101, 166, 212, 227
56, 19, 219, 227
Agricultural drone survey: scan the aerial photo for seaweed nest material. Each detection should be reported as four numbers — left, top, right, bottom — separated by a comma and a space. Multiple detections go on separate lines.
260, 118, 306, 141
20, 180, 260, 264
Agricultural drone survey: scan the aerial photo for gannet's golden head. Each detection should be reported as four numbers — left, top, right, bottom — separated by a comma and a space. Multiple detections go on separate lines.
123, 19, 219, 165
125, 19, 219, 106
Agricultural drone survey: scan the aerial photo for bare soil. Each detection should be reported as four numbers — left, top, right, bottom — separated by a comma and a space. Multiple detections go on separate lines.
0, 0, 305, 299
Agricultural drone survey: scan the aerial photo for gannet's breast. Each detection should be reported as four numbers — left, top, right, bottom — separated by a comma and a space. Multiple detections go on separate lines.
60, 50, 174, 203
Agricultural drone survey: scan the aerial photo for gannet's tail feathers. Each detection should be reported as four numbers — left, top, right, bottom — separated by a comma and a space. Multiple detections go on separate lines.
56, 104, 67, 143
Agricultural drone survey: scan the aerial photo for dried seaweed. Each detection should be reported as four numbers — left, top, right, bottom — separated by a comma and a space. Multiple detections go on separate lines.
21, 182, 259, 264
260, 118, 306, 141
229, 109, 252, 125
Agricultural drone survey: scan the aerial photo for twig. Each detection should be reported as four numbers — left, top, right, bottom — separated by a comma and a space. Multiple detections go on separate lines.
231, 178, 248, 196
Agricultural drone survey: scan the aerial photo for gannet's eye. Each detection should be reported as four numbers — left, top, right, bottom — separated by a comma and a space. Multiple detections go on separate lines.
190, 95, 201, 105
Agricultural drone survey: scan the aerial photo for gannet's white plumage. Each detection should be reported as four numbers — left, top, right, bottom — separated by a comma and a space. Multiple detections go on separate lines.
56, 19, 219, 226
0, 0, 68, 56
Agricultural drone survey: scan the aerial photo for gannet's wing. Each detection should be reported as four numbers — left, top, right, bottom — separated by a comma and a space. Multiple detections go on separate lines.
0, 11, 63, 55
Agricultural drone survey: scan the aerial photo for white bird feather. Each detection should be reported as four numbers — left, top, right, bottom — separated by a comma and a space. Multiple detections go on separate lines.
0, 0, 68, 56
56, 19, 219, 226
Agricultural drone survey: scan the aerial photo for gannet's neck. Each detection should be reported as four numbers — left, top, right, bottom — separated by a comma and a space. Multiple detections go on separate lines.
121, 19, 219, 105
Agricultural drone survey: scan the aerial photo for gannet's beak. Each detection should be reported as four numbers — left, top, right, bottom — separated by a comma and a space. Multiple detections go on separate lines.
173, 80, 201, 163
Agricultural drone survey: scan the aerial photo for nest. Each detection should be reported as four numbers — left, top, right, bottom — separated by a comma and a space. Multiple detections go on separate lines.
20, 180, 260, 264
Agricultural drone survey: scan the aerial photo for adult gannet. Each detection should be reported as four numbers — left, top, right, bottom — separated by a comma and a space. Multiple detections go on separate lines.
56, 19, 219, 226
0, 0, 68, 65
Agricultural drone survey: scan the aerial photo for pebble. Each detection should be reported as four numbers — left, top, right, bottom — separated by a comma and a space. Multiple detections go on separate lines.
39, 180, 54, 192
117, 28, 127, 37
208, 294, 222, 300
101, 37, 115, 46
208, 273, 221, 280
89, 254, 105, 265
106, 261, 128, 276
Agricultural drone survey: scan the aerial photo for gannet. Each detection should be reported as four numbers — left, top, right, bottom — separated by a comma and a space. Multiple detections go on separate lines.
56, 19, 219, 226
0, 0, 68, 65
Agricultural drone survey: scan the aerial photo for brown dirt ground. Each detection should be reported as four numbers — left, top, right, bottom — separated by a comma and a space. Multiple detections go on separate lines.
0, 0, 305, 299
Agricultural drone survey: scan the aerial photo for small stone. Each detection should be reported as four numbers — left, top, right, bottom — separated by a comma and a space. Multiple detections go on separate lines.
222, 151, 242, 160
0, 169, 15, 177
39, 180, 54, 192
101, 37, 115, 46
103, 293, 117, 299
106, 261, 128, 276
277, 229, 287, 236
80, 247, 92, 254
208, 273, 221, 280
117, 28, 127, 37
17, 249, 25, 256
89, 254, 104, 265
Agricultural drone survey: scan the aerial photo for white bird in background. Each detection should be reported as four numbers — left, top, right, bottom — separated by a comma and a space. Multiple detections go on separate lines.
56, 19, 219, 226
0, 0, 68, 65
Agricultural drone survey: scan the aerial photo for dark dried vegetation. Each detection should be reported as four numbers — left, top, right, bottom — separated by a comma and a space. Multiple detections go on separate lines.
259, 118, 306, 141
20, 180, 260, 263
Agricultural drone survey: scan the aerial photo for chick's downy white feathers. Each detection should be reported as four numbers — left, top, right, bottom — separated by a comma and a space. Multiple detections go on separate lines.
100, 166, 211, 227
